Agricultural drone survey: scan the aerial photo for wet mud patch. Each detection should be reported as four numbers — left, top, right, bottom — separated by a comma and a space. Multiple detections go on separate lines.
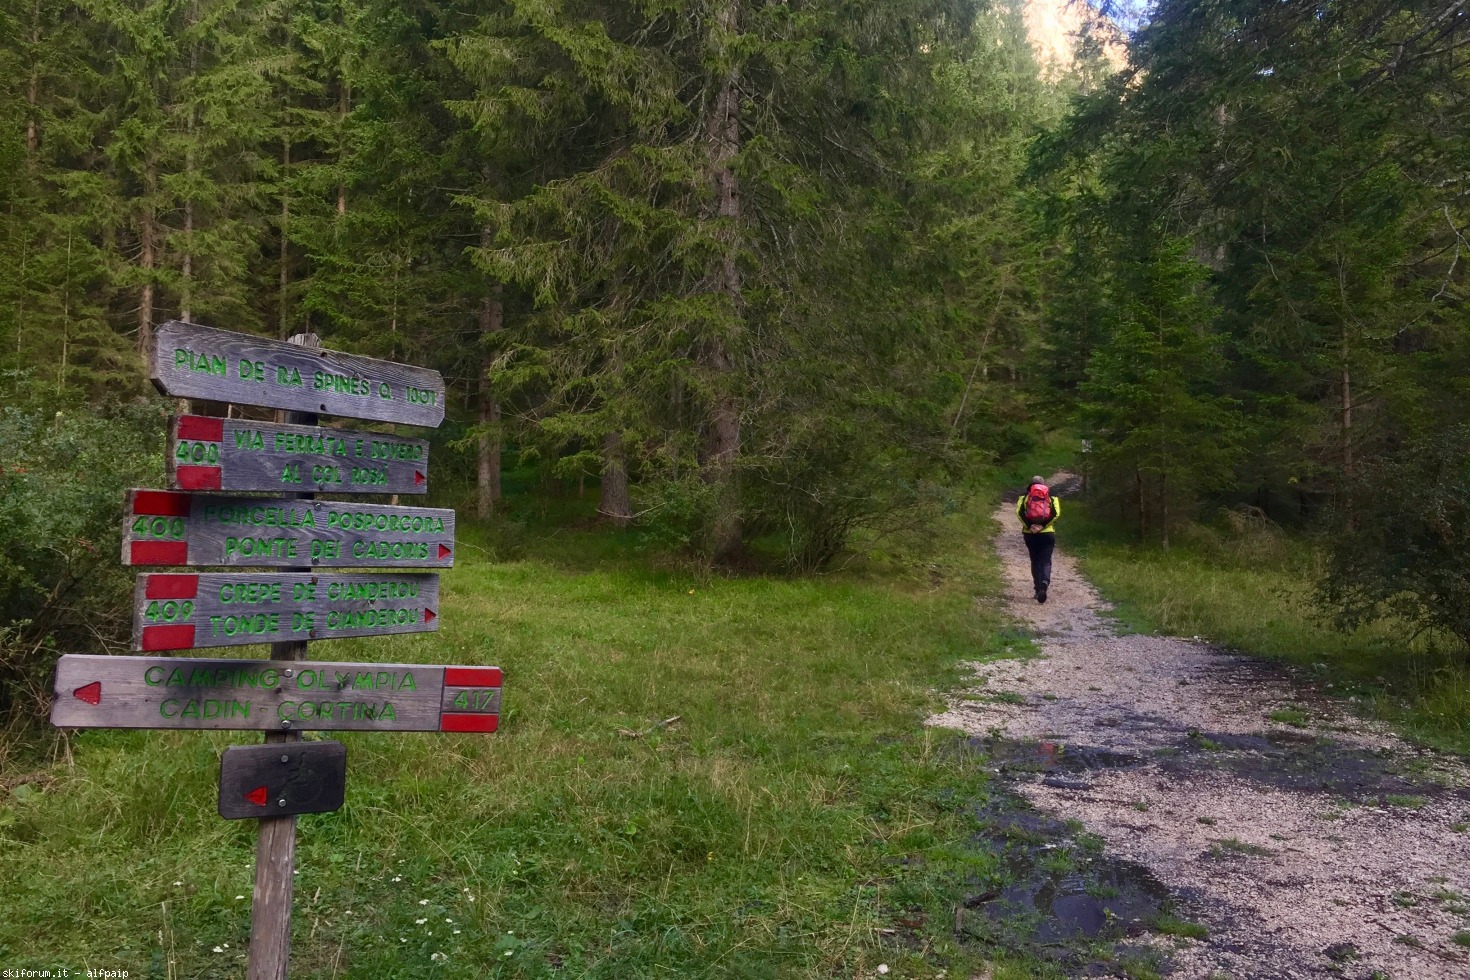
956, 740, 1208, 976
975, 735, 1145, 783
1161, 729, 1470, 804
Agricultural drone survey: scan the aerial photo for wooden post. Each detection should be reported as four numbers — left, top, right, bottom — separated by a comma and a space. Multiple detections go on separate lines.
248, 333, 320, 980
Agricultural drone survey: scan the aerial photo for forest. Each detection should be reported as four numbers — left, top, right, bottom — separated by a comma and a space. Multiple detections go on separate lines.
1, 0, 1468, 719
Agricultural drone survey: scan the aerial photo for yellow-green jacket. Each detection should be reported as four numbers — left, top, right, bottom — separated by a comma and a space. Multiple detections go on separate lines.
1016, 493, 1061, 534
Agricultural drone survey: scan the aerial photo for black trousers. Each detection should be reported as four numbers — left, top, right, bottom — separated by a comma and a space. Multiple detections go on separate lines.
1023, 532, 1055, 593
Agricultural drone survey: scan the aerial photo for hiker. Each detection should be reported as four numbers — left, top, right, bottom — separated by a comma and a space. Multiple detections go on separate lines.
1016, 476, 1060, 603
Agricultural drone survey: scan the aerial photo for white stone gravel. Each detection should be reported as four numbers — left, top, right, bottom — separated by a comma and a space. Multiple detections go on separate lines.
930, 484, 1470, 980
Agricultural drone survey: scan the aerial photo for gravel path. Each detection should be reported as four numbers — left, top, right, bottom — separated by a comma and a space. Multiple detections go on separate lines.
931, 480, 1470, 979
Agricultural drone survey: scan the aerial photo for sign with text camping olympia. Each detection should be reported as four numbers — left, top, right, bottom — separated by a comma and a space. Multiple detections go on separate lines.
51, 655, 502, 732
149, 320, 445, 427
167, 415, 430, 494
132, 572, 440, 651
122, 490, 455, 568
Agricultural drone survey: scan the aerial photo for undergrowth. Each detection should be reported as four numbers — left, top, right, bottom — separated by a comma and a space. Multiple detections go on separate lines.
1065, 500, 1470, 755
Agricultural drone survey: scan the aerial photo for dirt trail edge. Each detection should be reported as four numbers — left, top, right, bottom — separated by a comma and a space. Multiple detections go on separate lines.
930, 475, 1470, 980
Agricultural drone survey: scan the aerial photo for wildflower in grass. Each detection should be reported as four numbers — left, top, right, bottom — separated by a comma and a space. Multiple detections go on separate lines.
504, 950, 513, 957
431, 952, 447, 963
391, 876, 402, 883
212, 947, 224, 954
173, 881, 182, 886
416, 918, 427, 925
419, 898, 429, 905
235, 895, 244, 900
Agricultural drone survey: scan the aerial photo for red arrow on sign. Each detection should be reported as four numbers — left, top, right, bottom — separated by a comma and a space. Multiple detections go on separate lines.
73, 681, 102, 705
414, 470, 426, 486
243, 785, 269, 807
438, 544, 451, 559
423, 608, 436, 623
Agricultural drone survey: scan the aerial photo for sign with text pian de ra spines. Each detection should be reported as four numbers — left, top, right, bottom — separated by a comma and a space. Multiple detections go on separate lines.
52, 654, 502, 733
122, 490, 455, 569
149, 320, 445, 428
133, 572, 440, 651
168, 415, 430, 494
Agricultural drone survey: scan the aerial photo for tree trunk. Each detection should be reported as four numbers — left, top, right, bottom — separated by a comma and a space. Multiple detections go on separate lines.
1136, 468, 1147, 541
25, 1, 38, 164
476, 264, 503, 520
182, 19, 197, 321
337, 79, 348, 217
700, 0, 744, 561
1341, 329, 1356, 529
181, 197, 193, 322
600, 431, 632, 527
279, 133, 290, 338
1159, 470, 1169, 551
138, 189, 156, 357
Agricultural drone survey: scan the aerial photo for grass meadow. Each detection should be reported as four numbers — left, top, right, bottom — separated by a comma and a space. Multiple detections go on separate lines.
0, 487, 1059, 980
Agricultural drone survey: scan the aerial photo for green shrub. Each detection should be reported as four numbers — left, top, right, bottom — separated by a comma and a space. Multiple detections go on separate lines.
0, 402, 164, 723
1319, 425, 1470, 662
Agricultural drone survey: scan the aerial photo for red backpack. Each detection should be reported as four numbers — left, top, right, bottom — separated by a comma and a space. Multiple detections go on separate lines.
1022, 484, 1054, 528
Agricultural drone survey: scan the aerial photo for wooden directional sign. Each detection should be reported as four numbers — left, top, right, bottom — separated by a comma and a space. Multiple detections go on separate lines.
122, 490, 455, 568
150, 321, 446, 427
52, 654, 502, 733
132, 572, 440, 651
219, 741, 347, 820
167, 415, 429, 494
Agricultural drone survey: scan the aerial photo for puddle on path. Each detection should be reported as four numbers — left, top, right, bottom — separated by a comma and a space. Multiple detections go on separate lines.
978, 728, 1469, 804
955, 740, 1190, 976
959, 733, 1470, 977
1162, 729, 1470, 804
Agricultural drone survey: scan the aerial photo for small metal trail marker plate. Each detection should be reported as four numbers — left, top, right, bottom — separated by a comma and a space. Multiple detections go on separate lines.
219, 741, 347, 819
132, 572, 440, 651
121, 490, 455, 568
150, 321, 445, 427
51, 654, 503, 733
167, 415, 430, 494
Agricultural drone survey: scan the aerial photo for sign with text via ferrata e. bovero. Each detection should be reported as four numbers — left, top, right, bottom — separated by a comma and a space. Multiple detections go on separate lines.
122, 490, 455, 568
52, 654, 501, 733
149, 320, 445, 427
167, 415, 429, 494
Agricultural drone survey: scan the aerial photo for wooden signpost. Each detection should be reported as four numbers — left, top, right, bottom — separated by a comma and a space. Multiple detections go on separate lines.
132, 572, 440, 651
149, 320, 446, 427
52, 321, 501, 980
52, 654, 501, 732
167, 415, 430, 494
121, 490, 455, 568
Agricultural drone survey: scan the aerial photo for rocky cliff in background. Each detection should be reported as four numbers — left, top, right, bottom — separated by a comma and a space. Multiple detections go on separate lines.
1024, 0, 1128, 78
